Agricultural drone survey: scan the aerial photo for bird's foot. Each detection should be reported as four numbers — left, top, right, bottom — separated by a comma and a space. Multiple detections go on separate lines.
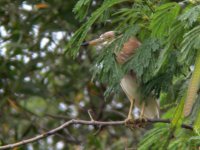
125, 116, 135, 130
125, 116, 134, 125
133, 117, 147, 128
135, 106, 147, 128
125, 116, 147, 129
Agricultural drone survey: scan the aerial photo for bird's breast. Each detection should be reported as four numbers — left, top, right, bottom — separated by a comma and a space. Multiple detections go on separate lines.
120, 74, 140, 101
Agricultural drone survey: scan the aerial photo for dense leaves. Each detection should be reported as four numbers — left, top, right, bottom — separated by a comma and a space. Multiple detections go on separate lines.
1, 0, 200, 149
150, 2, 181, 38
68, 0, 200, 149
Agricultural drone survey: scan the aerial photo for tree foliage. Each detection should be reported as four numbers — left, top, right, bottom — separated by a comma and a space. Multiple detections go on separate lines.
1, 0, 200, 149
68, 0, 200, 149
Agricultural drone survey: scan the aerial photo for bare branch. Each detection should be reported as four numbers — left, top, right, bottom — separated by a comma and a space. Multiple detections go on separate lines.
0, 119, 193, 150
0, 119, 124, 150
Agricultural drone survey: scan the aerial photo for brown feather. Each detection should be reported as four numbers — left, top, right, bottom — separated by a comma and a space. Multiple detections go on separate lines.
117, 37, 159, 118
116, 38, 141, 64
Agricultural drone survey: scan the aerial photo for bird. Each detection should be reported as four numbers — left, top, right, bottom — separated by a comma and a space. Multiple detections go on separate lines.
82, 31, 160, 122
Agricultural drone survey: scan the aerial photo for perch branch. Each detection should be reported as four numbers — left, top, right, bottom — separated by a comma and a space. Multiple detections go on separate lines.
0, 118, 193, 150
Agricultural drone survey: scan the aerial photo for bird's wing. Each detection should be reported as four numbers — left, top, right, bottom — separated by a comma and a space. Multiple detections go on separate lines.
116, 38, 141, 64
120, 74, 160, 118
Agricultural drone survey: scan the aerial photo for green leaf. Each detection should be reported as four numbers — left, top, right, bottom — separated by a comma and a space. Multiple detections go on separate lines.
73, 0, 92, 21
155, 21, 185, 74
66, 0, 130, 57
171, 94, 185, 128
150, 2, 181, 38
184, 50, 200, 116
180, 26, 200, 63
91, 25, 140, 96
179, 5, 200, 28
138, 126, 169, 150
194, 110, 200, 135
125, 38, 161, 81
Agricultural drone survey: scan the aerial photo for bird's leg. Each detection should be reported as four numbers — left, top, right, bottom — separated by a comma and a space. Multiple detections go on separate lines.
139, 102, 145, 119
128, 98, 134, 120
136, 102, 147, 128
125, 98, 134, 124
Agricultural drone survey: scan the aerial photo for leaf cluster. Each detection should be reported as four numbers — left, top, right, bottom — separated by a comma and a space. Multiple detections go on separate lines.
69, 0, 200, 148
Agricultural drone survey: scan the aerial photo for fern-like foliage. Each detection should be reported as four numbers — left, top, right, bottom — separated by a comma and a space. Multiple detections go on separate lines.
180, 25, 200, 63
124, 38, 161, 81
70, 0, 200, 148
66, 0, 129, 56
179, 5, 200, 28
140, 123, 199, 150
91, 25, 140, 96
123, 38, 163, 97
171, 94, 185, 128
150, 2, 181, 38
73, 0, 92, 21
138, 126, 169, 150
113, 2, 152, 32
168, 130, 200, 149
194, 110, 200, 135
155, 20, 187, 76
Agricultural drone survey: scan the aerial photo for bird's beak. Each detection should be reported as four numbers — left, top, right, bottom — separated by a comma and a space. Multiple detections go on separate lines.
81, 31, 117, 47
81, 37, 106, 47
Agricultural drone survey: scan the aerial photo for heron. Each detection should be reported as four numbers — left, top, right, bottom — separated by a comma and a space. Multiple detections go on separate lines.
82, 31, 159, 123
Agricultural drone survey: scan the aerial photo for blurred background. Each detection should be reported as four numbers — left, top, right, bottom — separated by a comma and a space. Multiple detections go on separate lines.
0, 0, 149, 149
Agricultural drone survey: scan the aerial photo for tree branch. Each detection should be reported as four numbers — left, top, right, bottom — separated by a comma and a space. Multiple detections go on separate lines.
0, 118, 193, 150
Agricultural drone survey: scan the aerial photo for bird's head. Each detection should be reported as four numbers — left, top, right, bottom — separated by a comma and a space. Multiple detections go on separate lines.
81, 31, 141, 64
81, 31, 116, 47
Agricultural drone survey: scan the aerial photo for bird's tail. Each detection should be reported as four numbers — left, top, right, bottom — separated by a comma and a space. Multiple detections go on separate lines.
138, 97, 160, 119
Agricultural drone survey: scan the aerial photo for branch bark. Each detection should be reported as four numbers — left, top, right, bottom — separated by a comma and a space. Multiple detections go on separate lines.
0, 118, 193, 150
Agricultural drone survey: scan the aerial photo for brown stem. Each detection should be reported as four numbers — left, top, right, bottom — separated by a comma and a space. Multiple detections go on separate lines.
0, 118, 193, 150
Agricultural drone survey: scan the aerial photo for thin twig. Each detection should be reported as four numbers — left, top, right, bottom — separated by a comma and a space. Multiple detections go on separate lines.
0, 119, 193, 150
147, 118, 193, 130
88, 109, 95, 121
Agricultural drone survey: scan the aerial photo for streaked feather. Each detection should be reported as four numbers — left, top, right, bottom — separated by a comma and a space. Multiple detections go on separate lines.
116, 38, 141, 64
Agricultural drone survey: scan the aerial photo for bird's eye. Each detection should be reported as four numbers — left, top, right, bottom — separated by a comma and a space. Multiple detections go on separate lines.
106, 36, 111, 39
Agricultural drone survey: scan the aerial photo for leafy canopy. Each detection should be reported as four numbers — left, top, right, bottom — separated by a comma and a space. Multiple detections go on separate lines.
68, 0, 200, 149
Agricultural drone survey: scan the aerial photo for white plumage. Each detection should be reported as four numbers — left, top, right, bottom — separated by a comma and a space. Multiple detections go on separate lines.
120, 74, 159, 118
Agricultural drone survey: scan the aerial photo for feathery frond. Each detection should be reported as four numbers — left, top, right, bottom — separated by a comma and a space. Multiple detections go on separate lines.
69, 0, 200, 148
171, 95, 185, 128
138, 126, 169, 150
124, 38, 161, 81
150, 2, 181, 38
194, 110, 200, 135
179, 5, 200, 28
180, 26, 200, 63
73, 0, 92, 21
66, 0, 129, 56
91, 25, 140, 96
